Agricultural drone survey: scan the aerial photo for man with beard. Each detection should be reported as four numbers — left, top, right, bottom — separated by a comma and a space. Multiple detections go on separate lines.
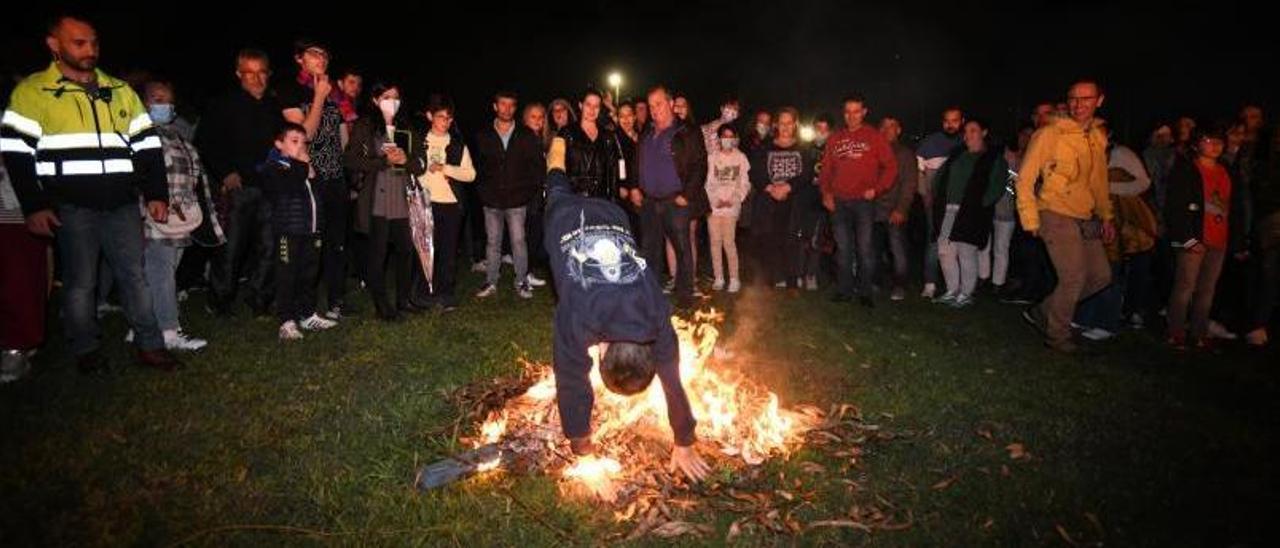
1, 14, 181, 373
915, 107, 964, 298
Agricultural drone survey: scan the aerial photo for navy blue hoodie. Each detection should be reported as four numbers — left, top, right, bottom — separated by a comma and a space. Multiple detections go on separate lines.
543, 169, 697, 447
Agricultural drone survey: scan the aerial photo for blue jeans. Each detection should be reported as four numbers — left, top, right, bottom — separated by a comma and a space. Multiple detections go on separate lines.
484, 206, 528, 286
831, 199, 877, 298
1075, 252, 1153, 332
57, 204, 164, 355
143, 240, 184, 331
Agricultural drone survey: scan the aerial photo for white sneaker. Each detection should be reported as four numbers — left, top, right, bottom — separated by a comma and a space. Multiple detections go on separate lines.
933, 293, 958, 305
950, 294, 975, 308
728, 279, 741, 293
177, 290, 189, 303
805, 276, 818, 291
920, 283, 937, 299
471, 261, 488, 273
1207, 320, 1237, 340
97, 302, 122, 317
164, 329, 208, 351
299, 314, 338, 331
279, 321, 304, 341
516, 283, 533, 299
1, 349, 32, 384
773, 281, 788, 289
712, 279, 725, 291
476, 284, 498, 298
1081, 327, 1115, 341
526, 274, 547, 287
1128, 313, 1145, 329
124, 329, 135, 343
502, 254, 514, 265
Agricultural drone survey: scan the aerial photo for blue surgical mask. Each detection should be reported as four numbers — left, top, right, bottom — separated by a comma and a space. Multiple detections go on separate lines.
148, 103, 175, 125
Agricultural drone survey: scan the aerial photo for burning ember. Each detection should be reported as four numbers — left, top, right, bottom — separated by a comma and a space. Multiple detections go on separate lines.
417, 309, 822, 502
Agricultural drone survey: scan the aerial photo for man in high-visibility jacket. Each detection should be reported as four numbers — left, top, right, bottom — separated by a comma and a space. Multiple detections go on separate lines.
0, 15, 182, 373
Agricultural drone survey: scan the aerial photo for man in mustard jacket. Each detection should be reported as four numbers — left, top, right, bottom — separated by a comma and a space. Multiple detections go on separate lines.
1016, 80, 1115, 353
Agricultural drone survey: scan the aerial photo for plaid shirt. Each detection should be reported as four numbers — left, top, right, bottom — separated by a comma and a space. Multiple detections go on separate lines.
144, 124, 225, 245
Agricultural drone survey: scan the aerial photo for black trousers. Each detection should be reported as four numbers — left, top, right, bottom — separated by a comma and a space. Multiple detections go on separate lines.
318, 179, 350, 309
411, 202, 463, 307
275, 233, 321, 323
367, 217, 414, 310
210, 187, 275, 308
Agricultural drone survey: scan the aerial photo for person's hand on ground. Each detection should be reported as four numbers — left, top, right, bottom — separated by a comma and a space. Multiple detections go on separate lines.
669, 444, 710, 482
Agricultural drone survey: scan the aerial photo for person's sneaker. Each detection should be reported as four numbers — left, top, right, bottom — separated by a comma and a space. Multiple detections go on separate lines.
920, 283, 937, 299
1022, 306, 1047, 336
1207, 320, 1238, 340
475, 284, 498, 298
727, 279, 741, 293
501, 254, 514, 265
890, 287, 906, 302
124, 329, 135, 343
858, 296, 875, 308
96, 302, 123, 317
933, 293, 958, 305
712, 279, 725, 291
526, 273, 547, 287
177, 290, 189, 303
1245, 328, 1269, 347
773, 281, 788, 290
1127, 313, 1146, 329
323, 302, 358, 321
0, 349, 32, 383
299, 314, 338, 331
164, 329, 207, 351
136, 348, 182, 372
1080, 327, 1115, 342
662, 280, 675, 294
999, 292, 1034, 305
471, 260, 488, 273
1166, 333, 1187, 351
1044, 338, 1079, 354
279, 321, 304, 341
76, 350, 109, 375
805, 276, 819, 291
949, 294, 974, 308
516, 283, 534, 300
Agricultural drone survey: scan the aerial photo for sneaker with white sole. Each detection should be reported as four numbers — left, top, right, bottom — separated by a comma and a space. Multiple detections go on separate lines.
516, 283, 533, 299
164, 329, 208, 351
728, 279, 741, 293
476, 284, 498, 298
805, 276, 819, 291
501, 254, 514, 265
1081, 327, 1115, 341
890, 287, 906, 301
920, 283, 937, 299
526, 274, 547, 287
933, 293, 958, 305
471, 260, 488, 273
712, 279, 725, 291
1207, 320, 1237, 340
773, 281, 788, 289
0, 349, 33, 384
949, 294, 975, 308
1127, 313, 1145, 329
124, 329, 135, 343
279, 321, 304, 341
299, 314, 338, 331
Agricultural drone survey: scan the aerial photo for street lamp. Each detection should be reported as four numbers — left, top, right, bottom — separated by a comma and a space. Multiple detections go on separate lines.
607, 71, 622, 103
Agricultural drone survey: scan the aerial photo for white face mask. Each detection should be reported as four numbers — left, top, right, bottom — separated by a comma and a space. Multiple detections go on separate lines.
720, 137, 739, 151
756, 123, 770, 138
378, 98, 401, 119
720, 107, 739, 123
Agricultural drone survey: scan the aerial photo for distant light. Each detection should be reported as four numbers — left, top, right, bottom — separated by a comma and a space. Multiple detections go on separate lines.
799, 125, 815, 142
607, 72, 622, 88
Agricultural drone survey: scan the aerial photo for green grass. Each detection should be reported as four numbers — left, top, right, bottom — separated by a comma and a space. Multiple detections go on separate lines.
1, 272, 1276, 546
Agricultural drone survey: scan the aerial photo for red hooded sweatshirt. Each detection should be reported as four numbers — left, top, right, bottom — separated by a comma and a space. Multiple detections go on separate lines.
818, 125, 898, 201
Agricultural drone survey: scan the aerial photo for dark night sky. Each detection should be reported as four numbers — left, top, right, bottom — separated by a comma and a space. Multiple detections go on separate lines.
3, 1, 1274, 145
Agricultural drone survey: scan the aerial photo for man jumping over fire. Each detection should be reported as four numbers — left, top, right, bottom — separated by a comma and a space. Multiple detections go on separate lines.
542, 136, 711, 483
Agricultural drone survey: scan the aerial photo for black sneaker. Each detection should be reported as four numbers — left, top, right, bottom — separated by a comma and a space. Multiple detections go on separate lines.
76, 350, 110, 375
1022, 306, 1047, 336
